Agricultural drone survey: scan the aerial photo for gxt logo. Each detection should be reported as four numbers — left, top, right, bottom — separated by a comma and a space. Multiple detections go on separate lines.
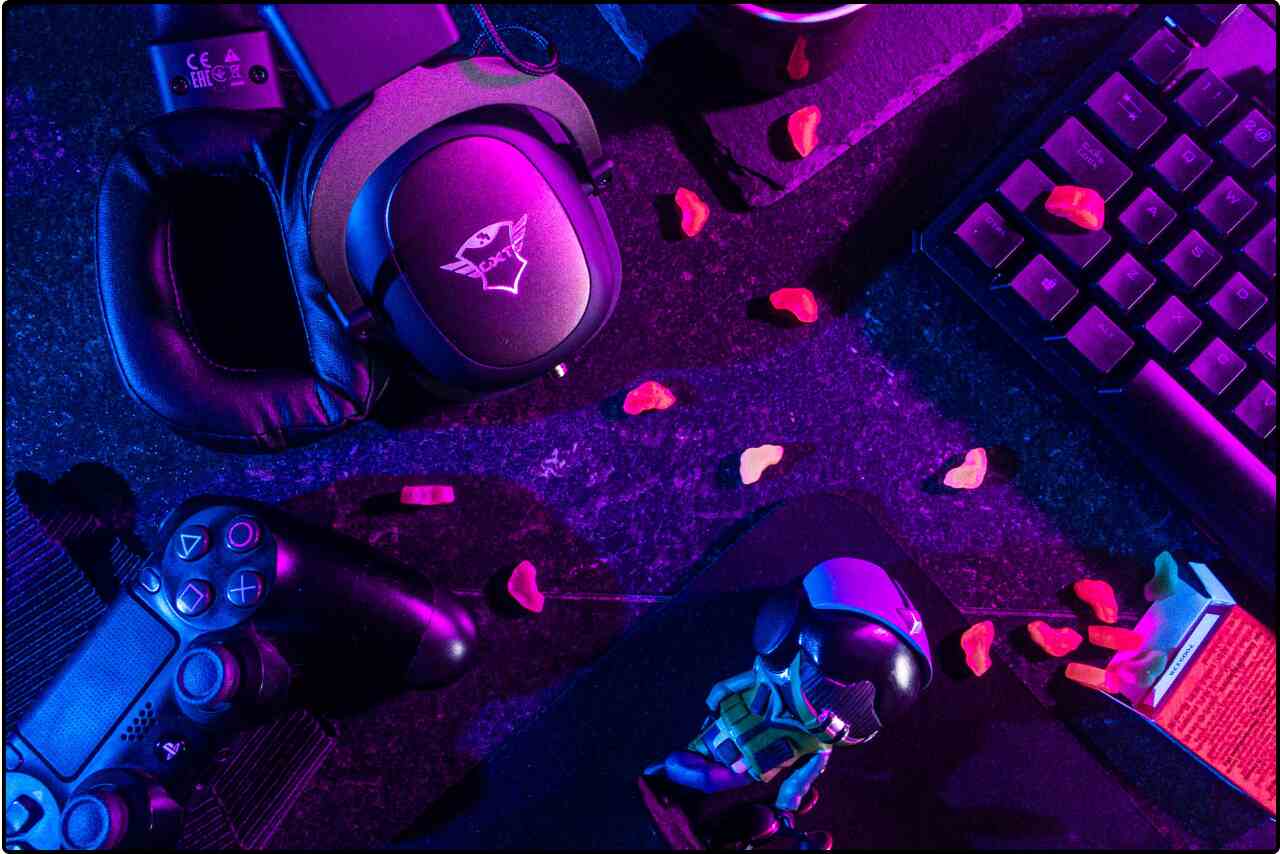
440, 214, 529, 295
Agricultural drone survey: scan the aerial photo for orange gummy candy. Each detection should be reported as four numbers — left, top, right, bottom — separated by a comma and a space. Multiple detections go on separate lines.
507, 560, 545, 614
960, 620, 995, 677
622, 380, 677, 416
1087, 625, 1144, 651
400, 485, 456, 506
943, 447, 988, 490
787, 105, 821, 158
1045, 185, 1105, 231
1027, 621, 1083, 657
769, 287, 819, 323
740, 444, 784, 485
1073, 578, 1119, 624
1065, 662, 1112, 692
674, 187, 710, 238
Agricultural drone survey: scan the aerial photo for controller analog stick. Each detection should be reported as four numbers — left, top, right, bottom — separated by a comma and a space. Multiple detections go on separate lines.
175, 645, 241, 708
61, 791, 129, 850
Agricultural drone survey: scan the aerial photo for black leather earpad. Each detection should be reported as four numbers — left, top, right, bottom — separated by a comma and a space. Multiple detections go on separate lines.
95, 110, 383, 451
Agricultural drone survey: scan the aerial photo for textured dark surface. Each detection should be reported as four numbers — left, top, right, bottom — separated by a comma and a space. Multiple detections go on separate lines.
2, 3, 1275, 850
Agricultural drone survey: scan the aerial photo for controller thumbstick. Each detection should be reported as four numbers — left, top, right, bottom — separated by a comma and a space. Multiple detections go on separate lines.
175, 644, 241, 709
61, 791, 129, 850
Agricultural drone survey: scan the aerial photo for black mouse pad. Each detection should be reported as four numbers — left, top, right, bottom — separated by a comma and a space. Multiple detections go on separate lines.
403, 494, 1165, 848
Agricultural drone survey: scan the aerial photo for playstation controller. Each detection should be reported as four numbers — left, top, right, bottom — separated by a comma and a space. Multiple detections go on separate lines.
4, 497, 476, 850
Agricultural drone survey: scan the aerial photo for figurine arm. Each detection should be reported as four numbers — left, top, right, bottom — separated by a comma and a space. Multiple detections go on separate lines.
774, 749, 830, 812
705, 670, 755, 712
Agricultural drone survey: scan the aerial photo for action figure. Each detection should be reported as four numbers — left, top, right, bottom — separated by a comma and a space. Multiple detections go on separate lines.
643, 558, 933, 850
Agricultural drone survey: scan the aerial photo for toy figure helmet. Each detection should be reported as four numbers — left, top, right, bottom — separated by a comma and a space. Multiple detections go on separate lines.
752, 558, 933, 745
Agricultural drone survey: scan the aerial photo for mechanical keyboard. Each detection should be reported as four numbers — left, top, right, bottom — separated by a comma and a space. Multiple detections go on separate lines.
923, 5, 1276, 587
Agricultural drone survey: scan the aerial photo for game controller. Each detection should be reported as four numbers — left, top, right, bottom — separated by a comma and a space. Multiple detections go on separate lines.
3, 497, 476, 850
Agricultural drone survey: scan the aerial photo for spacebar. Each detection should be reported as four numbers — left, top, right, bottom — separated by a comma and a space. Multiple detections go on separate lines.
1126, 361, 1276, 581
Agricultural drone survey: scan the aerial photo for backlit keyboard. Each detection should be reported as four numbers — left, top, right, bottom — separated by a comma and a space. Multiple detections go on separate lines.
923, 5, 1276, 587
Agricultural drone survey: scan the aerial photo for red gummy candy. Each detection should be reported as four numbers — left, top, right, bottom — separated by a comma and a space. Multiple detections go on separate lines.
1045, 185, 1105, 231
786, 35, 810, 81
1027, 621, 1083, 657
1065, 661, 1112, 692
507, 560, 545, 613
769, 287, 818, 323
400, 484, 456, 506
960, 620, 995, 677
623, 380, 677, 416
674, 187, 710, 238
1073, 578, 1119, 624
942, 447, 988, 490
1088, 625, 1144, 651
787, 105, 821, 158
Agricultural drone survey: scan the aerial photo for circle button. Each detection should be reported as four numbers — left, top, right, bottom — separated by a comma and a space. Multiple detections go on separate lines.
225, 570, 265, 608
173, 579, 214, 617
224, 517, 262, 552
173, 526, 209, 561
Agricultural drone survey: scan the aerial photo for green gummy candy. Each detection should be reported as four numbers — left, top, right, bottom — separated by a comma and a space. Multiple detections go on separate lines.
1144, 550, 1179, 601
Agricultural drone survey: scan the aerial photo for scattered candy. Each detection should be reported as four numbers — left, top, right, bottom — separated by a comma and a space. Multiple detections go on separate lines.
1073, 578, 1118, 624
1027, 621, 1083, 657
739, 444, 784, 485
769, 287, 819, 323
623, 380, 677, 416
787, 105, 821, 158
674, 187, 710, 238
507, 560, 545, 613
942, 447, 988, 490
786, 35, 810, 81
1105, 649, 1168, 693
400, 484, 456, 506
1065, 661, 1111, 692
960, 620, 995, 677
1045, 185, 1105, 231
1144, 550, 1179, 601
1088, 624, 1144, 652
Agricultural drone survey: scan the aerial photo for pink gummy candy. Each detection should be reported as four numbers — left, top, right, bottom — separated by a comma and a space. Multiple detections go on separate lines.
1074, 578, 1119, 624
507, 560, 545, 613
623, 380, 677, 416
960, 620, 995, 677
400, 485, 456, 506
769, 288, 819, 323
943, 447, 988, 490
740, 444, 784, 485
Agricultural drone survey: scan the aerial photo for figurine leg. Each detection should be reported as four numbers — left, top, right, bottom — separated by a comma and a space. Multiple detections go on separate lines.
645, 749, 755, 795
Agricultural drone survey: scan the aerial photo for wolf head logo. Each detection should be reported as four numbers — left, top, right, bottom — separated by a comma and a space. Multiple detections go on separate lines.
439, 214, 528, 295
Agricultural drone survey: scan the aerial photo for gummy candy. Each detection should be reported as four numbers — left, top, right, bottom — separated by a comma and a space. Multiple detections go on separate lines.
740, 444, 784, 485
786, 35, 810, 81
507, 560, 545, 613
1144, 550, 1179, 601
1105, 649, 1168, 693
943, 448, 988, 490
960, 620, 995, 677
1087, 624, 1144, 651
1073, 578, 1118, 624
787, 105, 821, 158
1045, 185, 1105, 231
769, 287, 819, 324
1027, 621, 1082, 657
674, 187, 710, 238
400, 484, 455, 506
623, 380, 677, 416
1065, 662, 1111, 692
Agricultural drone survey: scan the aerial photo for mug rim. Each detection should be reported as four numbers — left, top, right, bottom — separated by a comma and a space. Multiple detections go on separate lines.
731, 4, 866, 24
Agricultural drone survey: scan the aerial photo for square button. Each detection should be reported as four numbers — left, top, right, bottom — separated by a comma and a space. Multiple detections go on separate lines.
1161, 229, 1222, 290
1234, 381, 1276, 440
1066, 306, 1134, 374
1144, 295, 1202, 354
1207, 273, 1267, 332
1119, 187, 1177, 245
1041, 117, 1132, 200
1086, 72, 1166, 151
955, 203, 1024, 269
1098, 254, 1156, 313
1175, 70, 1238, 128
998, 160, 1054, 212
1220, 109, 1275, 170
1011, 255, 1078, 322
1242, 219, 1276, 280
1129, 27, 1189, 87
1195, 176, 1257, 237
1188, 338, 1245, 396
1154, 134, 1212, 194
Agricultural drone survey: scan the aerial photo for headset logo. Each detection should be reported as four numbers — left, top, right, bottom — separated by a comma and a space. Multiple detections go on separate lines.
440, 214, 529, 295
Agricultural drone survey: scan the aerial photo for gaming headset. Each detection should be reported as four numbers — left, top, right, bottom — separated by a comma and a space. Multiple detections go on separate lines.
96, 5, 621, 451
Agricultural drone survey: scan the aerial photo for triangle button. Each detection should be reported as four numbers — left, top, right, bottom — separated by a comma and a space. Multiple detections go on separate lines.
175, 527, 209, 561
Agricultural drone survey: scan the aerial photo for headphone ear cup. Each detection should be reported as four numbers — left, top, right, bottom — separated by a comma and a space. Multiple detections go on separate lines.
753, 584, 807, 665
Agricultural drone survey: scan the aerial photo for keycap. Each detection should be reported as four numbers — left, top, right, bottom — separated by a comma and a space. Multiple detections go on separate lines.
1195, 176, 1257, 236
1144, 294, 1202, 353
1234, 380, 1276, 439
1242, 219, 1276, 280
1086, 72, 1167, 151
1207, 272, 1267, 331
1154, 134, 1212, 193
1220, 109, 1276, 169
1161, 229, 1222, 290
1175, 70, 1238, 128
1265, 175, 1276, 198
1119, 187, 1177, 245
998, 160, 1054, 212
1256, 324, 1277, 368
1066, 305, 1134, 373
1130, 27, 1190, 86
1011, 254, 1078, 321
1098, 253, 1156, 312
1028, 203, 1112, 269
955, 203, 1024, 269
1188, 337, 1246, 396
1042, 117, 1132, 200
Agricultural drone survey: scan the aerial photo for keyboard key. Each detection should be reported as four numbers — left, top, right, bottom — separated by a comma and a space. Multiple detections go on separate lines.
1086, 72, 1167, 151
1265, 175, 1276, 199
1066, 306, 1134, 373
1207, 272, 1267, 332
1145, 294, 1202, 354
1161, 229, 1222, 290
1028, 204, 1112, 269
1042, 117, 1132, 200
1154, 134, 1212, 193
1256, 324, 1277, 368
1130, 27, 1190, 86
1242, 219, 1276, 280
1119, 187, 1177, 245
1174, 70, 1238, 128
1098, 253, 1156, 312
955, 203, 1024, 269
1195, 176, 1257, 236
1188, 338, 1246, 396
1234, 380, 1276, 440
1220, 109, 1276, 169
1011, 255, 1078, 321
998, 160, 1054, 212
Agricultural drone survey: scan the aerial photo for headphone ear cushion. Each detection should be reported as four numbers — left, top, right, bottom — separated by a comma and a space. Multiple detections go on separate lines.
96, 110, 384, 451
753, 584, 807, 663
